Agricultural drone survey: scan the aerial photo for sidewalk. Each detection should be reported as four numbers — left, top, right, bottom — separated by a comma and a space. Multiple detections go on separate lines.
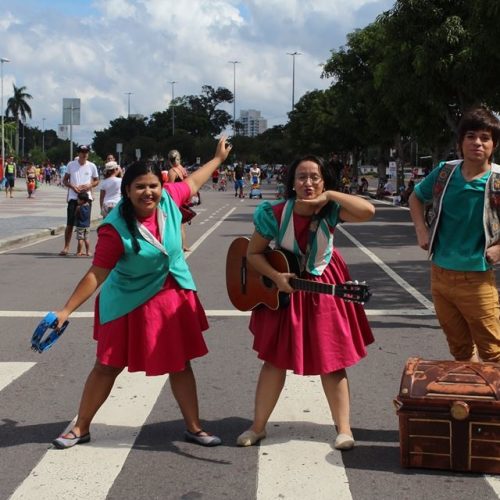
0, 182, 101, 251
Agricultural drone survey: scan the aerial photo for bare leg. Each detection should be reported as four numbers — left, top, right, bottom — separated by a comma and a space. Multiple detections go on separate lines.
181, 224, 190, 251
248, 362, 286, 434
69, 361, 124, 437
169, 363, 204, 433
76, 239, 83, 255
61, 225, 73, 254
321, 369, 351, 436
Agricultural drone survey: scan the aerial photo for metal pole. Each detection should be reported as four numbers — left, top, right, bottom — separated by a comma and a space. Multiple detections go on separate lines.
69, 105, 73, 161
228, 61, 240, 134
21, 121, 24, 158
169, 81, 176, 136
287, 52, 301, 110
125, 92, 133, 117
42, 117, 45, 153
1, 57, 10, 173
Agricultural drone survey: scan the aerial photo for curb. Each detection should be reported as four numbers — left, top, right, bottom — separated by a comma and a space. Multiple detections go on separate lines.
0, 218, 102, 252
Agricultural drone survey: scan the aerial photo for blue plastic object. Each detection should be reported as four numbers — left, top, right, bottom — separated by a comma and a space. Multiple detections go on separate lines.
31, 312, 69, 353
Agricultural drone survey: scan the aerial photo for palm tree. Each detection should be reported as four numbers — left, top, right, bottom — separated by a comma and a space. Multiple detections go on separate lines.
5, 84, 33, 156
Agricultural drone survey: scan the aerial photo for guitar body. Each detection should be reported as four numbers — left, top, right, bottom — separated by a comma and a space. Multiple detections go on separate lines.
226, 237, 371, 311
226, 237, 299, 311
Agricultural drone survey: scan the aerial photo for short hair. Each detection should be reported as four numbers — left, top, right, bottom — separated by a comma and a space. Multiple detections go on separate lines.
457, 107, 500, 155
77, 191, 89, 201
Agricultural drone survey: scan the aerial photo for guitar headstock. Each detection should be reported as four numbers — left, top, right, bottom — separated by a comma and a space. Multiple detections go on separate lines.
336, 281, 371, 304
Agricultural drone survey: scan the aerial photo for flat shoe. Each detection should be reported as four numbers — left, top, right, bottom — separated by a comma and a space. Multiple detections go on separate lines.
334, 433, 355, 450
184, 429, 222, 447
236, 429, 267, 447
53, 430, 91, 449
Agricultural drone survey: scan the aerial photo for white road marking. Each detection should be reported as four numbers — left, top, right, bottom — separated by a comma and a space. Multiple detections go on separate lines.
337, 225, 435, 311
0, 362, 36, 392
485, 476, 500, 498
257, 373, 352, 499
0, 309, 435, 319
185, 205, 236, 255
10, 370, 167, 500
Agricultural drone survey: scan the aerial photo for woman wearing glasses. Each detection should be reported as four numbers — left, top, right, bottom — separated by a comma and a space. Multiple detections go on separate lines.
237, 155, 375, 450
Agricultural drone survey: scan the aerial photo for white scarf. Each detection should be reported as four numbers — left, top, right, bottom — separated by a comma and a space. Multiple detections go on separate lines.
277, 199, 333, 276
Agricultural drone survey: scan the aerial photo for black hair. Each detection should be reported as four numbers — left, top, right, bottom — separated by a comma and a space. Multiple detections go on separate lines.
120, 161, 163, 254
457, 107, 500, 160
284, 155, 336, 218
77, 191, 89, 202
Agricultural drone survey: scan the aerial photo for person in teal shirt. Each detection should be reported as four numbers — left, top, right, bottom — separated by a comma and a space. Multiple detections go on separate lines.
409, 107, 500, 363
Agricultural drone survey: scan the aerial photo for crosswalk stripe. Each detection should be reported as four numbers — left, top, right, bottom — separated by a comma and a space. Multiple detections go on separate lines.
257, 373, 352, 499
0, 309, 435, 319
10, 371, 167, 500
0, 362, 36, 392
485, 476, 500, 497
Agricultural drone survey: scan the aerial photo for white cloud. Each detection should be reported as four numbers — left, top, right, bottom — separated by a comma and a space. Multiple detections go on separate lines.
0, 0, 394, 149
94, 0, 137, 19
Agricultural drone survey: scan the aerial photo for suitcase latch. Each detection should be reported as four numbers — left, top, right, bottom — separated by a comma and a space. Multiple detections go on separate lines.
450, 400, 469, 420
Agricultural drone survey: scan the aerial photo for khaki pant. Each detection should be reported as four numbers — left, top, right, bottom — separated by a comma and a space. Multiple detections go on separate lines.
431, 264, 500, 362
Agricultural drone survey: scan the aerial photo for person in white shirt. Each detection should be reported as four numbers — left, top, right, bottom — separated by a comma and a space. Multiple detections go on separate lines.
100, 161, 122, 217
249, 163, 261, 185
59, 145, 99, 255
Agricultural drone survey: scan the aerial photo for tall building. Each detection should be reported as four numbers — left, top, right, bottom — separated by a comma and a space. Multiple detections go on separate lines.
239, 109, 267, 137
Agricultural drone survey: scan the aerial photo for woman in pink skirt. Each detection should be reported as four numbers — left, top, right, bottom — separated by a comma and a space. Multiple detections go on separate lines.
237, 155, 375, 450
52, 137, 232, 449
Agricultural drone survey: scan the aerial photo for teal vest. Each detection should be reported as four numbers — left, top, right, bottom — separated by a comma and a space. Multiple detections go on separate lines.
98, 191, 196, 324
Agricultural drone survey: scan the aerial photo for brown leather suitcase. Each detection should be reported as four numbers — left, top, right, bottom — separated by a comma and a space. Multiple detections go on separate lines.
395, 357, 500, 473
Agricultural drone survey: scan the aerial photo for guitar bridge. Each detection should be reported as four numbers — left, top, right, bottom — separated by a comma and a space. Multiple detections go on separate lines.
240, 256, 247, 294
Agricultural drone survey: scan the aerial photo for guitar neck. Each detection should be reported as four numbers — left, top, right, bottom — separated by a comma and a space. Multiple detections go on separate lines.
289, 277, 334, 295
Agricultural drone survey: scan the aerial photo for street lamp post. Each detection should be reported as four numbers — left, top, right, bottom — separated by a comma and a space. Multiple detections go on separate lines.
125, 92, 133, 117
287, 51, 301, 111
228, 61, 240, 134
42, 117, 46, 154
169, 81, 176, 136
1, 57, 10, 173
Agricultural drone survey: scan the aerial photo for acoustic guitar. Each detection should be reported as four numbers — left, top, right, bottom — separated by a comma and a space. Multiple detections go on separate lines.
226, 237, 371, 311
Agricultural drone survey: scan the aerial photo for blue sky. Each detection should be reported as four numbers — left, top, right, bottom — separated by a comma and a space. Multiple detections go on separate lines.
0, 0, 395, 147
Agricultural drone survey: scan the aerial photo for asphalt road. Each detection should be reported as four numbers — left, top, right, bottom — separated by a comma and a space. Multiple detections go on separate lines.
0, 181, 499, 500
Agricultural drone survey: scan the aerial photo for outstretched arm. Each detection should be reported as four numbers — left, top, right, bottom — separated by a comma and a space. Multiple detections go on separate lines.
56, 265, 111, 327
185, 137, 232, 196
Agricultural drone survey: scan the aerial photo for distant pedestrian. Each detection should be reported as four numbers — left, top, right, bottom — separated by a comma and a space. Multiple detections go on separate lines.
167, 149, 191, 251
75, 191, 91, 257
234, 162, 244, 198
211, 168, 219, 189
59, 145, 99, 256
26, 163, 37, 198
100, 161, 122, 218
249, 163, 261, 185
4, 155, 16, 198
58, 163, 67, 187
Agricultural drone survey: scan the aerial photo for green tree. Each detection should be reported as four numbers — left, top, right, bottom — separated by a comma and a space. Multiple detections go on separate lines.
5, 84, 33, 156
177, 85, 233, 136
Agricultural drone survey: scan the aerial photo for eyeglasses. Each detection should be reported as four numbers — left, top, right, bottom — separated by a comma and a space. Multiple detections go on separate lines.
295, 174, 323, 184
